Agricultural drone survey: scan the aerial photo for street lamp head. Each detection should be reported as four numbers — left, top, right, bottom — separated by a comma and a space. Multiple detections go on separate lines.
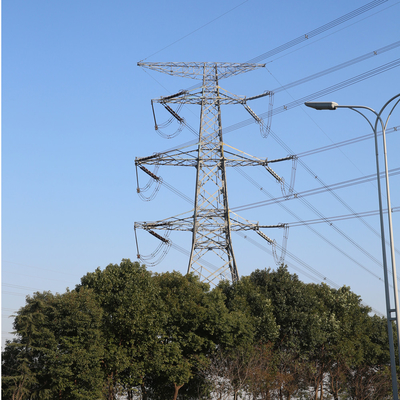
304, 101, 339, 110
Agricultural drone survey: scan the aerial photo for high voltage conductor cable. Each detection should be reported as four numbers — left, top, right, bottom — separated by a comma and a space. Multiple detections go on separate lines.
142, 126, 400, 205
246, 0, 388, 64
269, 166, 390, 269
167, 52, 400, 141
136, 61, 397, 284
296, 155, 398, 248
273, 41, 400, 94
235, 231, 337, 287
236, 231, 385, 317
141, 0, 389, 84
137, 115, 396, 265
141, 43, 398, 141
249, 122, 400, 254
2, 283, 44, 292
235, 167, 387, 281
171, 40, 399, 97
141, 0, 249, 61
232, 168, 400, 212
223, 58, 400, 135
264, 59, 400, 116
3, 291, 31, 297
135, 146, 395, 285
286, 207, 400, 227
297, 125, 399, 157
146, 162, 400, 260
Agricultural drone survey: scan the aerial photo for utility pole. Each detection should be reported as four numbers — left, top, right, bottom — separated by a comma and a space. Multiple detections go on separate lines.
135, 62, 292, 285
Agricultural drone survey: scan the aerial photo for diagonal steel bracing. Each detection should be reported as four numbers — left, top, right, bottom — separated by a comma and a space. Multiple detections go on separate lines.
135, 61, 291, 285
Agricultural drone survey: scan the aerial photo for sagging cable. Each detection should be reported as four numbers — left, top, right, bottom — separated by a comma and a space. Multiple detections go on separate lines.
242, 92, 274, 138
162, 103, 184, 123
255, 229, 274, 244
160, 90, 188, 101
135, 164, 162, 202
151, 100, 184, 139
272, 224, 289, 266
265, 164, 282, 183
134, 225, 172, 267
280, 156, 298, 198
255, 224, 289, 266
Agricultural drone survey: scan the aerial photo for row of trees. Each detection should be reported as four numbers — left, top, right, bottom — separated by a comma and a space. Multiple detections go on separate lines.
2, 260, 396, 399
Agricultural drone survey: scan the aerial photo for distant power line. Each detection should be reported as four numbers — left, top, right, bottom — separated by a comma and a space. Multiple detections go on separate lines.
246, 0, 388, 63
223, 58, 400, 135
232, 168, 400, 212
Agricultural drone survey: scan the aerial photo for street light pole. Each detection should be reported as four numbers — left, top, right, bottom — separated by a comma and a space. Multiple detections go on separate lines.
305, 94, 400, 399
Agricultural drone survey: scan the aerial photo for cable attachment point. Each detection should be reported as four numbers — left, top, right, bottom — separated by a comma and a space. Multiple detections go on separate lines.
280, 155, 298, 198
151, 100, 184, 139
147, 229, 170, 244
139, 165, 160, 181
255, 224, 289, 266
242, 91, 274, 138
272, 224, 289, 266
134, 224, 172, 267
255, 229, 274, 244
162, 103, 184, 123
135, 163, 162, 201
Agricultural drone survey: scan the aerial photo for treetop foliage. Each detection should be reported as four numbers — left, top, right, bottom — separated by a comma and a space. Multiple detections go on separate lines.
2, 260, 396, 399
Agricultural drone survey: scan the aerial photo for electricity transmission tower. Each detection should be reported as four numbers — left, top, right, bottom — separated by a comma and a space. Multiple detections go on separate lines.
135, 62, 293, 286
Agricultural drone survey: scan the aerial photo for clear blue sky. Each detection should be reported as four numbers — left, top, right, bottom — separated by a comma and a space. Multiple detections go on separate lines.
2, 0, 400, 346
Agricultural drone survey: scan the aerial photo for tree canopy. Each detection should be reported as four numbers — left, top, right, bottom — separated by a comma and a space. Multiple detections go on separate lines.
2, 261, 396, 400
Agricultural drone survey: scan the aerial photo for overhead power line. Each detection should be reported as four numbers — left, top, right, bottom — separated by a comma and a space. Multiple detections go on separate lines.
223, 58, 400, 135
233, 167, 400, 212
236, 231, 385, 317
142, 0, 249, 61
297, 126, 399, 157
273, 41, 400, 94
246, 0, 388, 63
235, 168, 386, 278
285, 207, 400, 227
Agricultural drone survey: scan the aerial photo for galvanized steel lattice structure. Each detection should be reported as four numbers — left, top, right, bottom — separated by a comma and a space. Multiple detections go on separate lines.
135, 62, 292, 285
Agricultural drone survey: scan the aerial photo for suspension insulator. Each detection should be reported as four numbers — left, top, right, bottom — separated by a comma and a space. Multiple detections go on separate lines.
245, 91, 272, 101
265, 165, 282, 182
163, 104, 184, 123
244, 104, 262, 123
255, 229, 273, 244
147, 229, 170, 244
139, 165, 160, 181
161, 90, 187, 100
136, 154, 159, 163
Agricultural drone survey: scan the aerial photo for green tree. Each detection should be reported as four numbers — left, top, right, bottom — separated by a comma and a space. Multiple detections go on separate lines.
2, 292, 58, 400
2, 288, 104, 400
149, 271, 251, 400
77, 259, 164, 399
218, 275, 278, 344
249, 266, 318, 398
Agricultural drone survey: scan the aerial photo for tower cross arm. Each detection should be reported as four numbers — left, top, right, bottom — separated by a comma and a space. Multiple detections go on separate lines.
135, 215, 194, 232
135, 148, 198, 167
137, 61, 266, 80
229, 221, 287, 231
243, 91, 273, 102
153, 86, 263, 105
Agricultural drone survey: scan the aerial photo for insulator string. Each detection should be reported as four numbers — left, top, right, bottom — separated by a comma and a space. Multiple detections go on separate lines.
136, 164, 162, 201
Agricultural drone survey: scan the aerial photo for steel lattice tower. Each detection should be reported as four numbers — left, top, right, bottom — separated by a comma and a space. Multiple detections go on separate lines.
135, 62, 292, 286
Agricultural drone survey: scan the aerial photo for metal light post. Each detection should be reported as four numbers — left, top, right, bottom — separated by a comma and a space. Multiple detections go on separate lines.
305, 94, 400, 399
